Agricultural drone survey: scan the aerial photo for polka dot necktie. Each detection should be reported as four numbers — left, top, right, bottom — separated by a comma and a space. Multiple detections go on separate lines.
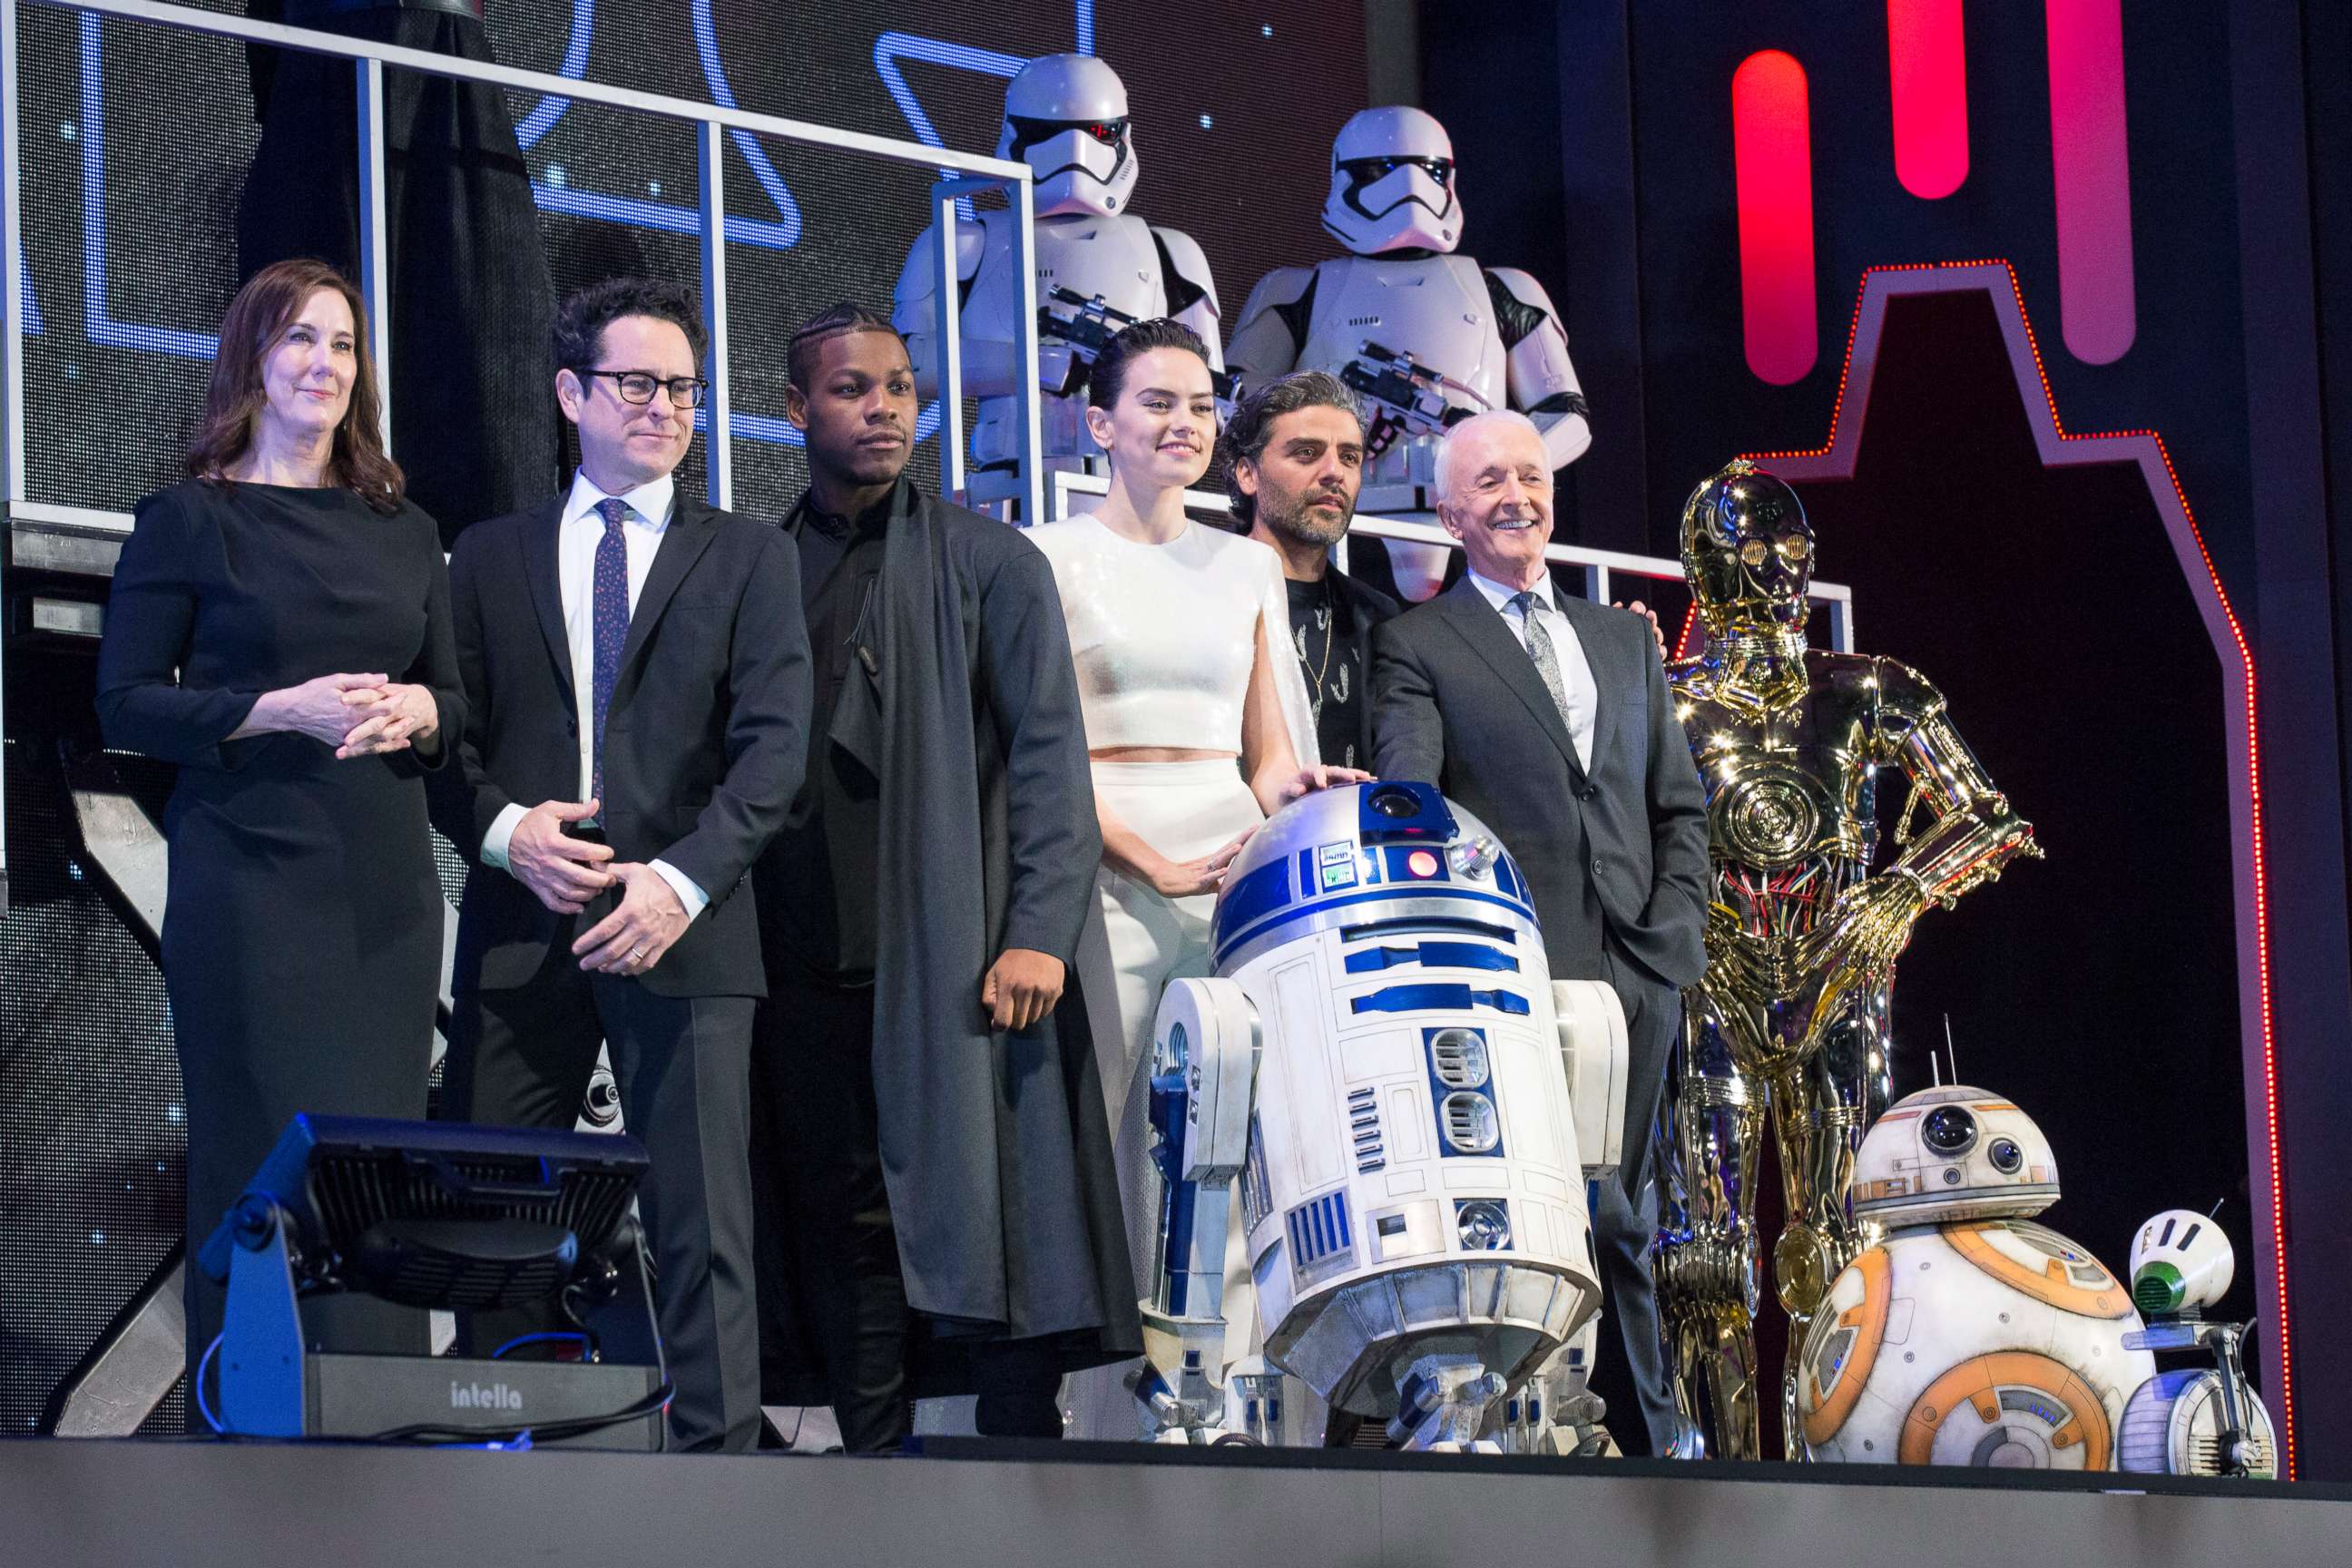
591, 496, 631, 806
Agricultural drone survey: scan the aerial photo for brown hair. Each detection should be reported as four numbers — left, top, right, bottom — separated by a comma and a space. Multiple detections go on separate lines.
185, 259, 405, 514
1087, 316, 1212, 411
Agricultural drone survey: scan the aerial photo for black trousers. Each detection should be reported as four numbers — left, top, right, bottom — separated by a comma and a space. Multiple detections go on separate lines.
442, 935, 760, 1454
752, 968, 1064, 1451
1583, 943, 1684, 1457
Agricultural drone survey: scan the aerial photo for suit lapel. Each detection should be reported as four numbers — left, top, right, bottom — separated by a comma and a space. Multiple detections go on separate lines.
615, 498, 720, 676
1434, 578, 1587, 785
1559, 594, 1623, 775
520, 498, 573, 698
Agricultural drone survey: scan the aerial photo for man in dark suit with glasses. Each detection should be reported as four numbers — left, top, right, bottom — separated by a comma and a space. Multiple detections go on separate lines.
432, 276, 812, 1454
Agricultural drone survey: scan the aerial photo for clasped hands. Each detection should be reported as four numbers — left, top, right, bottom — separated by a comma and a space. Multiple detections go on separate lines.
505, 798, 689, 977
263, 671, 438, 759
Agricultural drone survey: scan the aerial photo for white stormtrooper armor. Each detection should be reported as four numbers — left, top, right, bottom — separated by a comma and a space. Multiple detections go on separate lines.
893, 54, 1222, 509
1225, 107, 1589, 595
1133, 781, 1631, 1452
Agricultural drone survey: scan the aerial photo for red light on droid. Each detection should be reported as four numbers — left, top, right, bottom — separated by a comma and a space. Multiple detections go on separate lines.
1406, 851, 1439, 879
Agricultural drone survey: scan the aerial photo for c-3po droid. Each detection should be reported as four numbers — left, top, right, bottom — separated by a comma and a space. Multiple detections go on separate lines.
1657, 459, 2042, 1459
1794, 1086, 2155, 1468
1134, 781, 1631, 1451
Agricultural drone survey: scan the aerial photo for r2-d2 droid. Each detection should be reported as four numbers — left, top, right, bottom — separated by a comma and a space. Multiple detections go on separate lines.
1137, 781, 1631, 1451
1795, 1086, 2155, 1468
893, 53, 1221, 511
1225, 106, 1588, 597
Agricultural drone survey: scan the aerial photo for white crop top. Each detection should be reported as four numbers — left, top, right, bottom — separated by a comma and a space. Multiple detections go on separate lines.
1029, 514, 1318, 762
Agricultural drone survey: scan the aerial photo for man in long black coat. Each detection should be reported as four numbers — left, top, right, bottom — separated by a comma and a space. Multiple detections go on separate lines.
750, 304, 1138, 1450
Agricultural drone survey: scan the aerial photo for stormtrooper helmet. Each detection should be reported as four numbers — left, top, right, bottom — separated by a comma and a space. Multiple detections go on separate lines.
1321, 106, 1461, 255
1849, 1084, 2061, 1227
996, 53, 1140, 219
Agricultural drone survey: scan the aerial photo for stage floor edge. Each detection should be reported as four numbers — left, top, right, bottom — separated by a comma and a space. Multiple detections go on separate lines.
2, 1435, 2345, 1567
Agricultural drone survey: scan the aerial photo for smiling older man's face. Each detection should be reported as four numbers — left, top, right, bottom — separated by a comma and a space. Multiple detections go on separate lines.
1437, 415, 1554, 588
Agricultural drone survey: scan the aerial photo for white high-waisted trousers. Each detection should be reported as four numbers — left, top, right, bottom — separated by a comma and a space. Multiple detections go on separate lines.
1063, 758, 1262, 1439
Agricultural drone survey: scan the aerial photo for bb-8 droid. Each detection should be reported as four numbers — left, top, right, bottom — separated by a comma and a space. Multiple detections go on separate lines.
1794, 1085, 2154, 1468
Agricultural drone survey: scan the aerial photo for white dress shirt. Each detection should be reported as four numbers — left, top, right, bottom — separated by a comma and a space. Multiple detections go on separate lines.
1467, 568, 1598, 772
481, 469, 708, 920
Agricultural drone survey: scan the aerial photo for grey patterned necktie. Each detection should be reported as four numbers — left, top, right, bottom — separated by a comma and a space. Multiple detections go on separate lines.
1509, 590, 1574, 729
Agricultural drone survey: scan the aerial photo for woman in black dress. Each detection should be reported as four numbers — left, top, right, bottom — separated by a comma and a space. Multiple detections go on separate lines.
95, 258, 465, 1407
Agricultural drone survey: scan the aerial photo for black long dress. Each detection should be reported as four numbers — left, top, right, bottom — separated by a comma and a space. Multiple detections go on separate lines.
93, 479, 465, 1406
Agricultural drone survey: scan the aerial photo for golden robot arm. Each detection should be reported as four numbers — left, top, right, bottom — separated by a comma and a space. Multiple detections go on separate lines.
1885, 710, 2043, 906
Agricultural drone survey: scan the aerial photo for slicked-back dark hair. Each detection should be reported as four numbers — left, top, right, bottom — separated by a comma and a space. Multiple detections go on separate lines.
553, 276, 708, 376
1087, 317, 1213, 410
788, 302, 904, 391
1214, 370, 1367, 525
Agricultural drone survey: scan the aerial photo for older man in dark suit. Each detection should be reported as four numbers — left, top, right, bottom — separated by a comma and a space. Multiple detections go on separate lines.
1370, 410, 1708, 1455
433, 277, 811, 1453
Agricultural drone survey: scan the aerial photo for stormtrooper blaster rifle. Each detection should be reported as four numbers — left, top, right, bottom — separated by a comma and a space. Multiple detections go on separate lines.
1340, 339, 1493, 457
1042, 286, 1241, 402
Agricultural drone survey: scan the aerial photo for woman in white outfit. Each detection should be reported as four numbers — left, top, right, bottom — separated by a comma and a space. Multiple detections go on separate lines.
1030, 321, 1367, 1433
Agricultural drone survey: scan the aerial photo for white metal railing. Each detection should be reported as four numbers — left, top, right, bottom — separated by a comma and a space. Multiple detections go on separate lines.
1049, 468, 1856, 647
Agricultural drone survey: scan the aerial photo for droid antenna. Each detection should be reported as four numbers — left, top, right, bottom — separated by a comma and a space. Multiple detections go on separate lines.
1943, 1014, 1958, 1086
2210, 1197, 2227, 1219
1929, 1047, 1941, 1088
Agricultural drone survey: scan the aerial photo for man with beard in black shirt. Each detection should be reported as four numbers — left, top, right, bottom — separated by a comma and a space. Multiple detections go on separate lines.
1219, 373, 1399, 771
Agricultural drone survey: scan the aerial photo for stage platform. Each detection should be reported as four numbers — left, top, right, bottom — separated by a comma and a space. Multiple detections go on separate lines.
3, 1436, 2345, 1567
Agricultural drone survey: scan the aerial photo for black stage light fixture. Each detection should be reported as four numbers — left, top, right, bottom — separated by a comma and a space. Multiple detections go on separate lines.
198, 1115, 668, 1449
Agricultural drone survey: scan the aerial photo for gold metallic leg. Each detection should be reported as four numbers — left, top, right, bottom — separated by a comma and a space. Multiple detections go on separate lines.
1766, 976, 1892, 1459
1655, 1011, 1767, 1460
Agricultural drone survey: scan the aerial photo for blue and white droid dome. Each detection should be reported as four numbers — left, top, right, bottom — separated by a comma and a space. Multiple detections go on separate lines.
1210, 780, 1542, 974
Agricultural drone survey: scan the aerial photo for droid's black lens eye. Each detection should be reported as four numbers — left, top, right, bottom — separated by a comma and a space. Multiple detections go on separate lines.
1369, 786, 1421, 818
1989, 1137, 2024, 1174
1922, 1105, 1978, 1156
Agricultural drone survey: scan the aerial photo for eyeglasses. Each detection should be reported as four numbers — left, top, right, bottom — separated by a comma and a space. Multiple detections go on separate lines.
583, 368, 709, 408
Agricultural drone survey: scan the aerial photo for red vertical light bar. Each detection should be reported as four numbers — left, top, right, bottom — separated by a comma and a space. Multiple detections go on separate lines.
1887, 0, 1969, 198
2045, 0, 2134, 363
1733, 50, 1818, 385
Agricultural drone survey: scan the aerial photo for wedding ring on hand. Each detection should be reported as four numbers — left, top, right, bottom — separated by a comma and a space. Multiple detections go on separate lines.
629, 947, 647, 965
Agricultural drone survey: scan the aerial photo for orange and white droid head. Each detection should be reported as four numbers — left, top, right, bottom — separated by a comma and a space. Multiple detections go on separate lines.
1849, 1084, 2059, 1228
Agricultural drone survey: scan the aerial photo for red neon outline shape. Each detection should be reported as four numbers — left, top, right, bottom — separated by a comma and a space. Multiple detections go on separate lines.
1739, 260, 2292, 1475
